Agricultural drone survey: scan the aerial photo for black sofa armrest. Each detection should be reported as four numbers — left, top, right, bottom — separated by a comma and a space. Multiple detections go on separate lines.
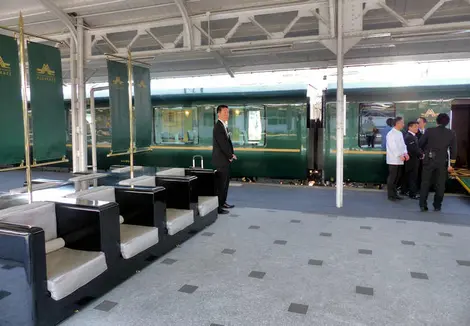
54, 199, 121, 266
155, 176, 197, 210
0, 224, 47, 326
114, 186, 167, 240
185, 168, 217, 196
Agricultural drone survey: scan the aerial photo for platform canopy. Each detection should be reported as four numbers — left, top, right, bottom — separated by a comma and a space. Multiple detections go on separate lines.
1, 0, 470, 81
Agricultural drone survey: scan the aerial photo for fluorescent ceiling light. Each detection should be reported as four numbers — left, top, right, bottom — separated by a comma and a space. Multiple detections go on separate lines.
230, 44, 293, 53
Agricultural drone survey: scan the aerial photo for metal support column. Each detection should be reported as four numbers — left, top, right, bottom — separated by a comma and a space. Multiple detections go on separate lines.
77, 17, 88, 172
19, 14, 33, 203
336, 0, 344, 208
90, 86, 108, 173
70, 38, 78, 172
127, 50, 135, 179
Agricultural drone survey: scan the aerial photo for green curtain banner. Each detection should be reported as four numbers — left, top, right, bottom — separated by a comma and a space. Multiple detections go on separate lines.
133, 65, 152, 148
0, 34, 25, 165
28, 41, 66, 162
107, 60, 130, 153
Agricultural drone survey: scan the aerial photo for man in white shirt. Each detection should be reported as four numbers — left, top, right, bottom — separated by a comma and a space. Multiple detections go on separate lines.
386, 117, 409, 200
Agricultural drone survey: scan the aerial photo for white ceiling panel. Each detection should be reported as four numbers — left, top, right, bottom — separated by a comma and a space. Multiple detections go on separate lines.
2, 0, 470, 81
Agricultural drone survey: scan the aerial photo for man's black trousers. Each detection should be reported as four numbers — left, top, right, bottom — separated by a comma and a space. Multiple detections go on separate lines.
216, 166, 230, 208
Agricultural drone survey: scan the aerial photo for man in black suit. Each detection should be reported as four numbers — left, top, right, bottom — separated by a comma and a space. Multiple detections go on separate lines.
416, 117, 427, 140
416, 117, 427, 189
212, 105, 237, 214
419, 113, 457, 212
401, 121, 423, 199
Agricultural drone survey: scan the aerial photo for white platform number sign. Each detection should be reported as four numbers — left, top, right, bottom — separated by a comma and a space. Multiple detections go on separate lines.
248, 110, 262, 142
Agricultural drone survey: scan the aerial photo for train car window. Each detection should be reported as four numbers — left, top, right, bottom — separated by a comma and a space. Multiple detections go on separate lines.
359, 103, 395, 149
154, 106, 199, 145
213, 105, 266, 147
266, 103, 304, 135
81, 107, 111, 146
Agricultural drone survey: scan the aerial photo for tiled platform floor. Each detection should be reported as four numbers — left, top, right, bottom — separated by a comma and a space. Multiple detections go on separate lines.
58, 207, 470, 326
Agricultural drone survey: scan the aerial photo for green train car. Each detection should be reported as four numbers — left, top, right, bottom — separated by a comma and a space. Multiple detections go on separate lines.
64, 81, 469, 187
323, 82, 470, 186
66, 85, 310, 180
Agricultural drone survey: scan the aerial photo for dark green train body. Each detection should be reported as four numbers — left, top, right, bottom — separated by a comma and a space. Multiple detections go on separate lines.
63, 82, 469, 187
323, 83, 470, 184
66, 87, 309, 180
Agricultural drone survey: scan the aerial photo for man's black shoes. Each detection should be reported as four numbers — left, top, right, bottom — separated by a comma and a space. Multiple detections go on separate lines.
223, 203, 234, 209
218, 208, 229, 214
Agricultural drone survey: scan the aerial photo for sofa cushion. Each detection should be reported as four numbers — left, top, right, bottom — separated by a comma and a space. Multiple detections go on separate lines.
45, 237, 65, 254
46, 247, 107, 301
118, 175, 156, 187
119, 224, 159, 259
156, 168, 185, 176
166, 209, 194, 236
0, 202, 57, 242
198, 196, 218, 216
65, 186, 116, 203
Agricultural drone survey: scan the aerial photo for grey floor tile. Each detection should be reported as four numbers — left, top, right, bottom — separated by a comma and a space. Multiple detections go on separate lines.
249, 271, 266, 279
360, 226, 372, 230
201, 232, 215, 237
222, 249, 236, 254
249, 225, 260, 229
0, 290, 11, 301
356, 286, 374, 296
396, 220, 407, 223
358, 249, 373, 255
178, 284, 198, 294
274, 240, 287, 245
308, 259, 323, 266
457, 260, 470, 267
291, 219, 301, 223
410, 272, 429, 280
161, 258, 177, 265
210, 324, 224, 326
288, 303, 309, 315
438, 232, 453, 237
320, 232, 332, 237
401, 240, 415, 246
94, 300, 118, 312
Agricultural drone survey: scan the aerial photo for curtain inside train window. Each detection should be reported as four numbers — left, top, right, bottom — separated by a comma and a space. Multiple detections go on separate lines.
248, 110, 262, 141
225, 105, 266, 147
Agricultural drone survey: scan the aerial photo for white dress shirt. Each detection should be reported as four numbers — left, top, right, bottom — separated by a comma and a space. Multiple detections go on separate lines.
218, 119, 228, 135
386, 128, 407, 165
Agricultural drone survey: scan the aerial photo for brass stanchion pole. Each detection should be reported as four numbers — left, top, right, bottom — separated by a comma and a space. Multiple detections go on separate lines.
19, 13, 33, 203
127, 49, 134, 179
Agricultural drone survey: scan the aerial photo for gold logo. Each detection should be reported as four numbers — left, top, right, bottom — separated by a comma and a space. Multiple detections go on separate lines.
0, 57, 10, 69
36, 64, 55, 76
421, 109, 439, 118
137, 80, 146, 88
0, 56, 12, 76
112, 76, 124, 85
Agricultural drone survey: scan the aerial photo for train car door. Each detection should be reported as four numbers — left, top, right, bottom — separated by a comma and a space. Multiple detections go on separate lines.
307, 84, 324, 178
450, 99, 470, 193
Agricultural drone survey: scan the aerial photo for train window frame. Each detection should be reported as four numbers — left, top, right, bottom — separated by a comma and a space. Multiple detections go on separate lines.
213, 104, 267, 148
154, 105, 199, 145
358, 102, 396, 150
